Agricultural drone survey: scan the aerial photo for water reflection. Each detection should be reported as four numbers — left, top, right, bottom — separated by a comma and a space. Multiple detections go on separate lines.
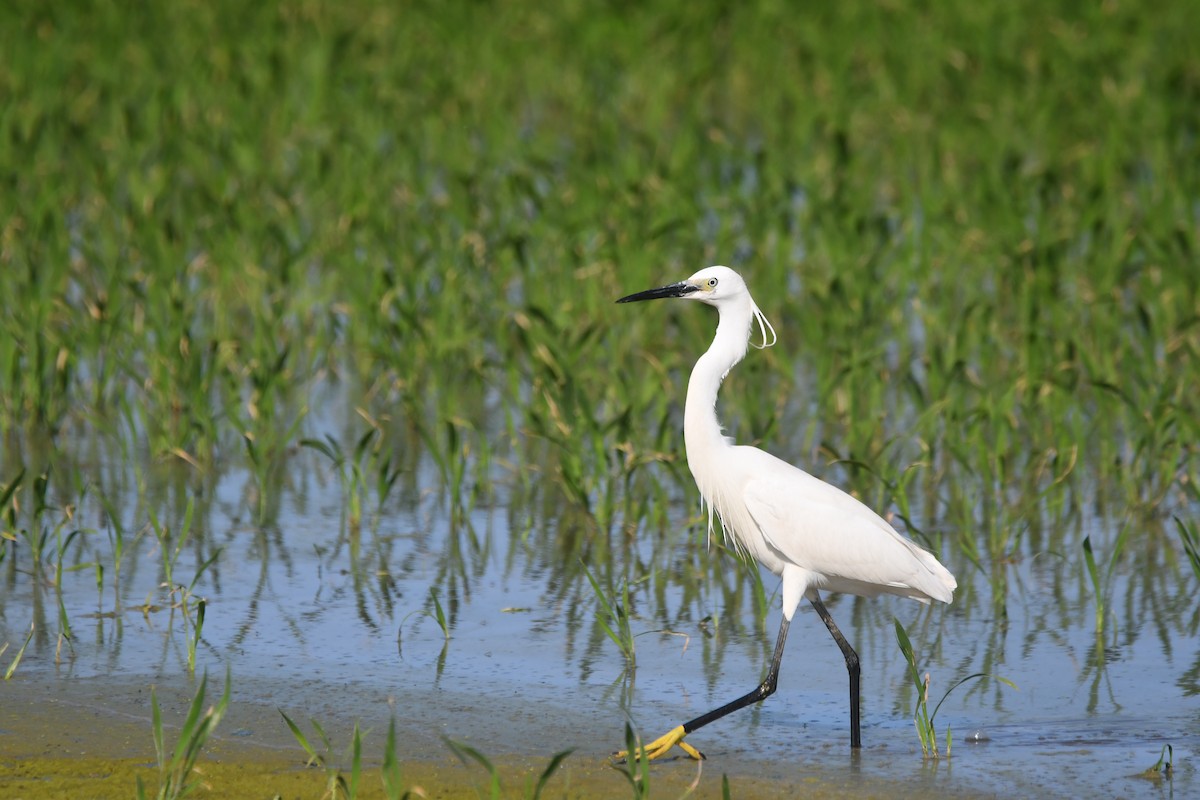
1, 391, 1197, 797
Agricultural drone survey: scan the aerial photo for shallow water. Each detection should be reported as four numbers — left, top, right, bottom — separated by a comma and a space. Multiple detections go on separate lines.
1, 395, 1197, 799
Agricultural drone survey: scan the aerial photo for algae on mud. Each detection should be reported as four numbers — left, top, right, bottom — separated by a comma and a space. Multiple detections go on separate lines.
2, 673, 989, 800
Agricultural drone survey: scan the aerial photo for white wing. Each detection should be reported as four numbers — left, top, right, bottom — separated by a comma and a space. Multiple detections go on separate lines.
738, 447, 956, 604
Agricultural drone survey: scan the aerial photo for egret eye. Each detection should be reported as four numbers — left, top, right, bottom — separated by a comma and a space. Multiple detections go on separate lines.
707, 277, 718, 288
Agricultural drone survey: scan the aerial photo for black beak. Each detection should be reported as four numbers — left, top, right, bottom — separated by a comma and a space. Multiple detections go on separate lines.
616, 281, 698, 304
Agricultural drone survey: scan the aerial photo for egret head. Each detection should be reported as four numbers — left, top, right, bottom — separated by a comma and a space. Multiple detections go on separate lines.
616, 265, 744, 306
617, 266, 776, 349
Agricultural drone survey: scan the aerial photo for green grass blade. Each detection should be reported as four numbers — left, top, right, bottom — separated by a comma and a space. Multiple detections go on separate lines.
1174, 517, 1200, 581
581, 562, 634, 661
929, 672, 1018, 723
443, 737, 501, 798
1082, 535, 1104, 630
531, 749, 574, 800
187, 548, 223, 593
310, 717, 334, 752
151, 687, 165, 775
300, 436, 341, 464
56, 592, 73, 643
187, 599, 206, 674
381, 717, 406, 800
168, 672, 210, 785
4, 622, 35, 680
0, 469, 24, 524
892, 618, 924, 693
279, 709, 323, 767
429, 588, 450, 640
349, 722, 363, 799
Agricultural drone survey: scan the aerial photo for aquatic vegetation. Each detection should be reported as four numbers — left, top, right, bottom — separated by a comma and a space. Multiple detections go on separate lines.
0, 469, 24, 564
96, 488, 139, 613
2, 621, 34, 680
428, 588, 451, 641
11, 470, 53, 572
611, 722, 709, 799
138, 668, 231, 800
279, 719, 570, 800
149, 498, 195, 589
1139, 744, 1174, 782
1175, 518, 1200, 583
443, 738, 502, 799
149, 497, 221, 673
0, 0, 1196, 794
1082, 525, 1133, 637
894, 618, 1016, 759
2, 0, 1194, 538
612, 725, 652, 798
525, 749, 576, 800
302, 433, 371, 532
583, 562, 638, 667
396, 587, 452, 665
1, 0, 1196, 639
445, 738, 574, 800
279, 711, 366, 799
381, 718, 421, 800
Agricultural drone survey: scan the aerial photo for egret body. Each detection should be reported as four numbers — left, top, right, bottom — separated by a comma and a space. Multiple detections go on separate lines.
616, 266, 956, 760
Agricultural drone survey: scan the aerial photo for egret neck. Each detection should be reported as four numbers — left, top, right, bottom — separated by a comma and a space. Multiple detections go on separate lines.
684, 289, 756, 542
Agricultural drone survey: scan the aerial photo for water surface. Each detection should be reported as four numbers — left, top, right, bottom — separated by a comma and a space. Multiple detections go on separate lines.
2, 390, 1196, 798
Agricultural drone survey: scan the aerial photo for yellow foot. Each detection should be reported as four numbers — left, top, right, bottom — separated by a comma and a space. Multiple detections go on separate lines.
614, 725, 705, 762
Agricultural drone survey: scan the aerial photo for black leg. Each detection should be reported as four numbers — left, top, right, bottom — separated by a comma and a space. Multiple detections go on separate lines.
810, 593, 862, 748
680, 615, 791, 735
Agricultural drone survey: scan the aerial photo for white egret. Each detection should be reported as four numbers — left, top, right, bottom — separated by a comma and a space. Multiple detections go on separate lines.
616, 266, 956, 760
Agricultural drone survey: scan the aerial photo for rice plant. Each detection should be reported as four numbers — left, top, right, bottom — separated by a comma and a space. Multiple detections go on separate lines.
1082, 524, 1133, 637
0, 0, 1197, 794
444, 737, 573, 800
1175, 517, 1200, 582
582, 562, 637, 667
894, 618, 1016, 759
137, 668, 232, 800
279, 711, 365, 800
2, 622, 34, 680
381, 717, 423, 800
